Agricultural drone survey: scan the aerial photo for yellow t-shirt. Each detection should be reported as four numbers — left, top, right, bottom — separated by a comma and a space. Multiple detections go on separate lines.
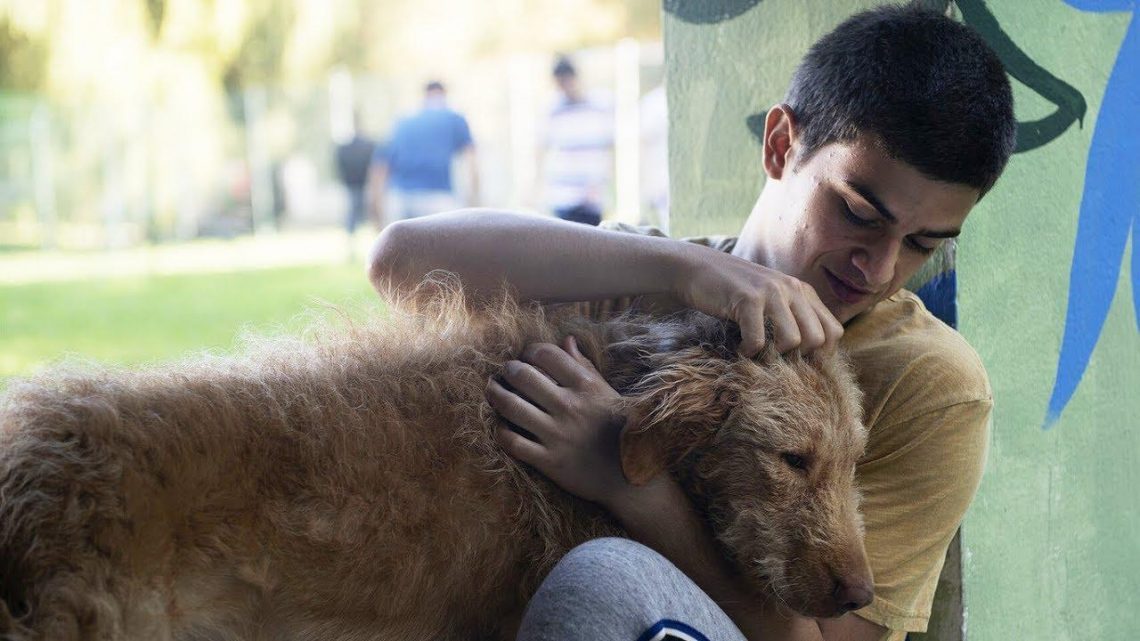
575, 223, 991, 638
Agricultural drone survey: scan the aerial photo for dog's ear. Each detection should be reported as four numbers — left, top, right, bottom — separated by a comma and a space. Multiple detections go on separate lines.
604, 313, 745, 392
618, 349, 743, 485
619, 418, 665, 486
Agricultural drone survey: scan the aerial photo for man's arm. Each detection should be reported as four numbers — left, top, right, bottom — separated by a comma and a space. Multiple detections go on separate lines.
368, 210, 842, 356
369, 209, 690, 304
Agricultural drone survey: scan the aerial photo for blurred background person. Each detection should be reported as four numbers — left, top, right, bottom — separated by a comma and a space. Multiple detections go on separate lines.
368, 81, 478, 226
538, 56, 614, 226
334, 112, 377, 238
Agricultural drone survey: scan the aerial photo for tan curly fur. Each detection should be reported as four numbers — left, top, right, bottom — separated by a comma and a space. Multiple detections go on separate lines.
0, 274, 871, 640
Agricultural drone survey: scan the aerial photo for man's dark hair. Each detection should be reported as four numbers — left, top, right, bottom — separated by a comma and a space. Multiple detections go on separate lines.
553, 56, 577, 78
784, 4, 1015, 195
425, 80, 445, 93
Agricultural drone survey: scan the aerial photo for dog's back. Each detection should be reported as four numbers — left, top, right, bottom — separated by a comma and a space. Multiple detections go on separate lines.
0, 288, 621, 640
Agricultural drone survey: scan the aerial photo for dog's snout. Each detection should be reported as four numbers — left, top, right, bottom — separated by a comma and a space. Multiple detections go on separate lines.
832, 577, 873, 614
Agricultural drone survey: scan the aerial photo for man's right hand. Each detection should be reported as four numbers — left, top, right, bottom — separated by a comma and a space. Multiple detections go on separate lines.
671, 250, 843, 357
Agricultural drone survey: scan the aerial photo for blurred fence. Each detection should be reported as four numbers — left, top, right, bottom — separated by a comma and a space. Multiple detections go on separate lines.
0, 40, 665, 252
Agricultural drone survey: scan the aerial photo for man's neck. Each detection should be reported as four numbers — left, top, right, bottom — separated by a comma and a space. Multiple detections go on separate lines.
731, 200, 770, 268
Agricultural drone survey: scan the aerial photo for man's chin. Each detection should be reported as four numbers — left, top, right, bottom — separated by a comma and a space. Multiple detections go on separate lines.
817, 292, 858, 323
826, 299, 872, 325
817, 279, 887, 324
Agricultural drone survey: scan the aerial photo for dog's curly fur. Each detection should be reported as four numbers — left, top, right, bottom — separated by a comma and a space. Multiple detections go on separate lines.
0, 276, 871, 640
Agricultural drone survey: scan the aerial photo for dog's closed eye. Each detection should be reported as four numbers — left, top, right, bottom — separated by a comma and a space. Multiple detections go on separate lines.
781, 452, 810, 472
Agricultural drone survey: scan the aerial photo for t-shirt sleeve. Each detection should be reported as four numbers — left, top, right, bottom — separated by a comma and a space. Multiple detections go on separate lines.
854, 389, 992, 637
454, 115, 474, 150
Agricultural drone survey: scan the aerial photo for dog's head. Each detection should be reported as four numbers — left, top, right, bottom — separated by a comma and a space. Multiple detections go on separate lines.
609, 313, 872, 618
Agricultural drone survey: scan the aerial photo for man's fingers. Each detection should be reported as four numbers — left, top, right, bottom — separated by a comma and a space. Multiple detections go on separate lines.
561, 335, 597, 370
486, 378, 554, 438
494, 426, 549, 467
818, 311, 844, 354
521, 341, 594, 388
789, 297, 827, 354
736, 307, 768, 358
562, 336, 609, 385
803, 288, 844, 353
765, 298, 802, 354
501, 359, 566, 411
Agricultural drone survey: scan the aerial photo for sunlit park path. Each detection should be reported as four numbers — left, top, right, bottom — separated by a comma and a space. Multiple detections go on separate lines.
0, 230, 386, 384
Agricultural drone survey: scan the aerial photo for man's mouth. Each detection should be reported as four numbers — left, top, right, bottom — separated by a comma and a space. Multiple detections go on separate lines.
823, 269, 872, 305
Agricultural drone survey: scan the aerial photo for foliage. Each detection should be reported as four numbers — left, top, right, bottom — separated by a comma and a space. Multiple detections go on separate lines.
0, 15, 46, 92
0, 0, 661, 95
222, 1, 297, 94
144, 0, 165, 40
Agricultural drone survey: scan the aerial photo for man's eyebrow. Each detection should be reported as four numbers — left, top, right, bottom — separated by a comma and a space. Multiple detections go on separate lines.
845, 180, 898, 222
843, 180, 961, 239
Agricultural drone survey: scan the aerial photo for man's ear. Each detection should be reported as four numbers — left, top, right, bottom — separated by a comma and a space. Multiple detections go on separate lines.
618, 354, 742, 485
762, 104, 799, 181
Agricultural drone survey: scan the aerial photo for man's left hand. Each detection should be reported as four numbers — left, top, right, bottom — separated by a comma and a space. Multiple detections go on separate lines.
486, 335, 633, 506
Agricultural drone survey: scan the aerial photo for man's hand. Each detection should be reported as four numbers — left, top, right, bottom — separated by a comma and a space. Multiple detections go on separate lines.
671, 249, 843, 357
486, 335, 631, 505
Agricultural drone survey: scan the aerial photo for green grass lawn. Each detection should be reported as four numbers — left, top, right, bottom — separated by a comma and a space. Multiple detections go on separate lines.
1, 264, 385, 384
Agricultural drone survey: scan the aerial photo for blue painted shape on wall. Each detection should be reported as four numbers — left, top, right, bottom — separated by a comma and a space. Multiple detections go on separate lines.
1046, 1, 1139, 427
915, 270, 958, 330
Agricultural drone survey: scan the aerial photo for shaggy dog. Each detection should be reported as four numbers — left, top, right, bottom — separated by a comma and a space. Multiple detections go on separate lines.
0, 279, 871, 640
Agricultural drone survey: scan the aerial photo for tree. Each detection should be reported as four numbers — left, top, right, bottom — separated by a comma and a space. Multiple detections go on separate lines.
0, 16, 47, 93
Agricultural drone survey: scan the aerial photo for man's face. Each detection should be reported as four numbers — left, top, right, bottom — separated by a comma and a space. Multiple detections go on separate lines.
738, 129, 979, 324
555, 73, 579, 98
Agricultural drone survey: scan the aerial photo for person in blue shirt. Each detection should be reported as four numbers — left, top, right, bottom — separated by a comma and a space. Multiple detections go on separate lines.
368, 81, 479, 225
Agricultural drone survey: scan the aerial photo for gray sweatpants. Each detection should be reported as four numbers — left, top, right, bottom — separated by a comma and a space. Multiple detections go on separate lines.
516, 538, 748, 641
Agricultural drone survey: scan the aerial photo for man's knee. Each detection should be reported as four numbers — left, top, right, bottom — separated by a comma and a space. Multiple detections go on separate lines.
518, 538, 675, 640
562, 537, 670, 577
518, 538, 744, 641
537, 538, 672, 609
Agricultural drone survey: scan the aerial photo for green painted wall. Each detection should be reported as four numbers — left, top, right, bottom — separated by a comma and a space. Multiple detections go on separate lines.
665, 1, 1140, 639
957, 4, 1138, 638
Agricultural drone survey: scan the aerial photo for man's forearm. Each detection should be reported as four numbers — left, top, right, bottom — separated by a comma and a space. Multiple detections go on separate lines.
367, 209, 706, 303
607, 476, 821, 641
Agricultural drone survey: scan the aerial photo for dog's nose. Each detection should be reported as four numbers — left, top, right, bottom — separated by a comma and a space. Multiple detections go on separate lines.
832, 577, 873, 613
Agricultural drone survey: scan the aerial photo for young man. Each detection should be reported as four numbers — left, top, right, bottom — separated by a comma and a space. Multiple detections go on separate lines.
368, 5, 1014, 641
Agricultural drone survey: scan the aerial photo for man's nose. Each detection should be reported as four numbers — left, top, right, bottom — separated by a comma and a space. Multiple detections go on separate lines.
852, 238, 900, 288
